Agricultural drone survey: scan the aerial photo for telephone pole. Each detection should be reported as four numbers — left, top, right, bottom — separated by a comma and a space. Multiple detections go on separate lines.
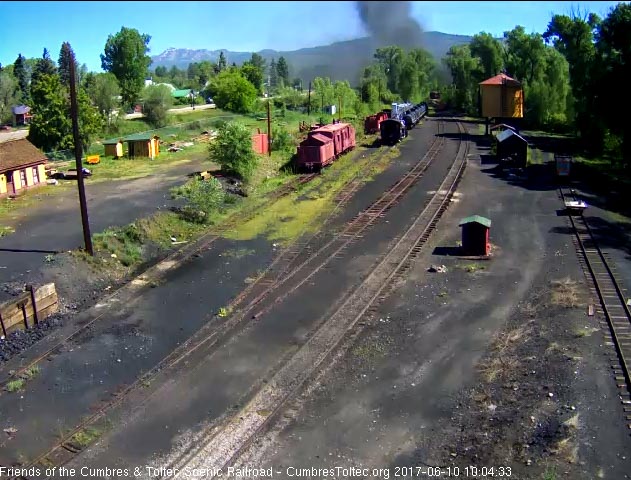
266, 99, 272, 157
307, 81, 312, 115
69, 56, 93, 255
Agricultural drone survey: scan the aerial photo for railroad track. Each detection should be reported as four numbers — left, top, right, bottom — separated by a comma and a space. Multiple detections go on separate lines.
163, 121, 468, 477
2, 125, 436, 476
559, 187, 631, 430
0, 172, 319, 391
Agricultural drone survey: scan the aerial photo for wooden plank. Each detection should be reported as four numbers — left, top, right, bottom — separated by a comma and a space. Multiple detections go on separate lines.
34, 283, 56, 301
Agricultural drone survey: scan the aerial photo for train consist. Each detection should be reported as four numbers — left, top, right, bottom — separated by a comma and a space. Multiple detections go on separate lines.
380, 102, 428, 145
296, 122, 356, 171
295, 100, 428, 171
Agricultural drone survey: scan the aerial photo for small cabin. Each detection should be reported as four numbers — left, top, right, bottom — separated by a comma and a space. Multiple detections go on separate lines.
124, 134, 160, 159
496, 129, 528, 168
0, 139, 47, 197
479, 74, 524, 119
102, 138, 124, 158
12, 105, 32, 126
459, 215, 491, 257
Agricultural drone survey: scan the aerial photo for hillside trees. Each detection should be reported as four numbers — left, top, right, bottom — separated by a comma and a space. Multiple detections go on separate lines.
443, 45, 481, 113
269, 58, 278, 92
101, 27, 152, 108
217, 51, 227, 72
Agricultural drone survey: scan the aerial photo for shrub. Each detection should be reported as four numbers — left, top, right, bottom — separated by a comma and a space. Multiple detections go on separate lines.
271, 125, 295, 152
170, 177, 225, 223
209, 122, 258, 181
143, 85, 173, 128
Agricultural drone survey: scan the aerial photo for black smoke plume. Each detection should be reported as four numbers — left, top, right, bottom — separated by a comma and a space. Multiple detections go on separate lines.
356, 1, 424, 48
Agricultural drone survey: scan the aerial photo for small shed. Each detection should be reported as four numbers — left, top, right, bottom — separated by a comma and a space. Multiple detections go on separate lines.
251, 129, 269, 155
459, 216, 491, 256
12, 105, 32, 126
102, 138, 124, 158
324, 105, 336, 115
172, 89, 194, 100
124, 133, 160, 159
496, 129, 528, 168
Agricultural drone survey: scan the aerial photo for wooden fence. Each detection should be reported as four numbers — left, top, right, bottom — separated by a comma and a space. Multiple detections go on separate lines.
0, 283, 58, 336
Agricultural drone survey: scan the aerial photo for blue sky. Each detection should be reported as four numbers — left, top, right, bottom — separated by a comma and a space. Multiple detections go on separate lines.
0, 1, 623, 72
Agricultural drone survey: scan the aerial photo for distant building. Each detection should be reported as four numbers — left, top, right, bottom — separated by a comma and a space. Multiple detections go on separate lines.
11, 105, 32, 126
144, 77, 154, 87
0, 138, 47, 196
102, 138, 124, 158
124, 133, 160, 159
479, 73, 524, 119
172, 89, 195, 100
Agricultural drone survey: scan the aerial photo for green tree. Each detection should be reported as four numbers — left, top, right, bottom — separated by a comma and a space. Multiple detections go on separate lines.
503, 26, 546, 85
276, 56, 290, 88
100, 27, 152, 108
469, 32, 504, 78
241, 62, 264, 94
142, 84, 173, 127
154, 66, 167, 78
0, 72, 19, 123
374, 46, 405, 92
87, 72, 120, 124
443, 44, 481, 113
249, 53, 266, 72
13, 54, 29, 103
28, 73, 72, 151
209, 122, 258, 181
544, 11, 602, 143
596, 3, 631, 164
312, 76, 335, 110
58, 41, 77, 86
209, 70, 258, 113
269, 58, 278, 92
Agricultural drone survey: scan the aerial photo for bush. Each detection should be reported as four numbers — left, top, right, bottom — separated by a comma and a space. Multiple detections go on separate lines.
143, 85, 173, 128
209, 122, 259, 181
271, 125, 295, 152
170, 177, 225, 223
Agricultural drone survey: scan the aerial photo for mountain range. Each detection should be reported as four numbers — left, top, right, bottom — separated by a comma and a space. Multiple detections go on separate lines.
150, 31, 472, 85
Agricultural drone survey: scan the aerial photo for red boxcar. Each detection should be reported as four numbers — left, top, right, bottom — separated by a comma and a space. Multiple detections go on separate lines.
297, 133, 335, 170
313, 123, 355, 157
364, 112, 389, 134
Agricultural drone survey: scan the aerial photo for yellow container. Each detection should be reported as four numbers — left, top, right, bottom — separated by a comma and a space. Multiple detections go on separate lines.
86, 154, 101, 165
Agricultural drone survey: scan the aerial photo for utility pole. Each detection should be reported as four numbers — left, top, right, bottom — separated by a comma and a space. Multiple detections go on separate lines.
339, 96, 342, 121
266, 99, 272, 157
307, 81, 312, 115
69, 56, 93, 256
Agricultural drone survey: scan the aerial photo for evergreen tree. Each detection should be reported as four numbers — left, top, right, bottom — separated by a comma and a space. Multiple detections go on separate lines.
218, 51, 227, 72
269, 58, 278, 92
13, 54, 29, 103
276, 56, 290, 88
58, 42, 77, 86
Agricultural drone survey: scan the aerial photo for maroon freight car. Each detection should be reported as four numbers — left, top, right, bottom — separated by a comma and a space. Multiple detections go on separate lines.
364, 111, 389, 134
296, 133, 336, 170
296, 122, 356, 171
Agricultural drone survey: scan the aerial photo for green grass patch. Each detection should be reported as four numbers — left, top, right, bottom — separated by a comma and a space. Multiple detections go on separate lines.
71, 427, 102, 448
458, 263, 486, 273
0, 225, 15, 237
6, 379, 25, 393
22, 365, 40, 379
223, 144, 389, 246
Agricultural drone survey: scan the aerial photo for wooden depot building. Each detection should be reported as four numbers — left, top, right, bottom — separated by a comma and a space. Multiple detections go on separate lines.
0, 138, 47, 197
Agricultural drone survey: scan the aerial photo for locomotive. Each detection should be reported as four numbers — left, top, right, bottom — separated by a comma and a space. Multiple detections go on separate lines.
380, 101, 428, 145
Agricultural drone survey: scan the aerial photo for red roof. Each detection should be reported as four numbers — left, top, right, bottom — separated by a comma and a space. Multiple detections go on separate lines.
479, 73, 521, 87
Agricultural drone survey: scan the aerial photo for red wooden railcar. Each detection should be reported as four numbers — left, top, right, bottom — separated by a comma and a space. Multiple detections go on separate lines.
296, 122, 356, 171
364, 112, 389, 134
